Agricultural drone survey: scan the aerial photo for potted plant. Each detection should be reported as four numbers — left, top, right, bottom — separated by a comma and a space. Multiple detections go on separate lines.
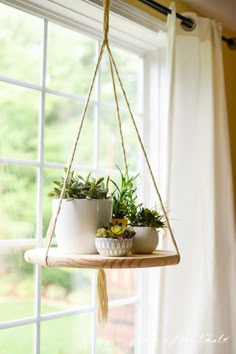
95, 222, 135, 257
48, 168, 112, 254
129, 207, 166, 254
110, 166, 140, 226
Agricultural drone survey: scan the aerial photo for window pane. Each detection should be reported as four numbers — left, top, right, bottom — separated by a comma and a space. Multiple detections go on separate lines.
47, 22, 96, 97
101, 47, 139, 111
44, 94, 95, 166
0, 3, 42, 83
106, 269, 136, 301
0, 246, 34, 322
99, 108, 141, 171
41, 268, 93, 314
0, 165, 37, 240
97, 304, 135, 354
0, 82, 39, 160
41, 314, 92, 354
0, 324, 34, 354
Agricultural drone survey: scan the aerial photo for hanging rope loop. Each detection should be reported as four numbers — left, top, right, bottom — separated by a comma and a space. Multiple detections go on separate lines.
44, 0, 180, 263
103, 0, 110, 44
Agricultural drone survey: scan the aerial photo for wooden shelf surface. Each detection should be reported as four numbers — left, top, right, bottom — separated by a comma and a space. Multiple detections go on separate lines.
24, 248, 180, 269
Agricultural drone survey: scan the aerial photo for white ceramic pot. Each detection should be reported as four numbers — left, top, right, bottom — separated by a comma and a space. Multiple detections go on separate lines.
131, 227, 159, 254
53, 199, 112, 254
95, 238, 133, 257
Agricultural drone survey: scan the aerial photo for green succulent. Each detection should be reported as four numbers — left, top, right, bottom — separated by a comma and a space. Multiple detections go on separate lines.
96, 222, 135, 239
110, 224, 125, 236
48, 168, 110, 200
130, 207, 166, 229
96, 228, 109, 238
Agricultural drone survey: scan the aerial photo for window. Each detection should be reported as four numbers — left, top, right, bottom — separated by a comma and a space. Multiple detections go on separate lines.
0, 1, 166, 353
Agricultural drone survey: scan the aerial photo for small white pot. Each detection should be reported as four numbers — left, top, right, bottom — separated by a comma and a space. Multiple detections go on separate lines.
131, 227, 159, 254
53, 199, 112, 254
95, 238, 133, 257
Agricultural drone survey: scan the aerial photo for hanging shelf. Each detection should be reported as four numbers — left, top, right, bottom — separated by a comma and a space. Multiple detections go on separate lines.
24, 248, 179, 269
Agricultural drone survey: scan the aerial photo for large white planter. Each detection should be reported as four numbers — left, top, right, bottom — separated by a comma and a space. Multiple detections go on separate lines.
52, 199, 112, 254
131, 227, 159, 254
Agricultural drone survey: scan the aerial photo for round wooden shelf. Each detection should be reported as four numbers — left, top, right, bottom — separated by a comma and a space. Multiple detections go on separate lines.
24, 248, 180, 269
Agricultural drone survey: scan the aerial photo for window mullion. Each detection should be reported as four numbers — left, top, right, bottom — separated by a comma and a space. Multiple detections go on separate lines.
91, 39, 102, 354
94, 40, 102, 172
34, 18, 48, 354
37, 18, 47, 246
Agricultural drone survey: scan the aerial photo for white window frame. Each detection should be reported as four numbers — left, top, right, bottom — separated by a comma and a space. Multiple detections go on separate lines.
0, 1, 167, 353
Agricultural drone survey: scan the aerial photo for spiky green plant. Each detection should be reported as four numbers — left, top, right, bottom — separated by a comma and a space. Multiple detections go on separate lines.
96, 222, 135, 239
110, 166, 141, 219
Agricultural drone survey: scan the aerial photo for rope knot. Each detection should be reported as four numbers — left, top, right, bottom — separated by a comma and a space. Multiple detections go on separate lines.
103, 0, 110, 43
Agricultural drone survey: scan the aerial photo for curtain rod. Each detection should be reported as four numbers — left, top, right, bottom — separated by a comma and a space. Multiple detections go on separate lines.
138, 0, 236, 50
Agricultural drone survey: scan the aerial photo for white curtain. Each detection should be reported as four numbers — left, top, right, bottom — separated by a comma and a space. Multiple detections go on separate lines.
155, 9, 236, 354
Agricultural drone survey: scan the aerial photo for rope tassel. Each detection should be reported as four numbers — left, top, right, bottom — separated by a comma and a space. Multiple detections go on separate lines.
97, 268, 108, 326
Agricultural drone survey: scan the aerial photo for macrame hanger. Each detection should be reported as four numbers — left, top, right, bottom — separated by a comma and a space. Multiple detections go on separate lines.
43, 0, 180, 327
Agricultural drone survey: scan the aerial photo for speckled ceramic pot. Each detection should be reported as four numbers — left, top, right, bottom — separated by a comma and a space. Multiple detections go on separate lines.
95, 238, 133, 257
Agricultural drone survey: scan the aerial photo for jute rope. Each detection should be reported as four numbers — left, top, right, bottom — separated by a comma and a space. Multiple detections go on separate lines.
108, 53, 129, 176
103, 0, 110, 45
43, 0, 180, 327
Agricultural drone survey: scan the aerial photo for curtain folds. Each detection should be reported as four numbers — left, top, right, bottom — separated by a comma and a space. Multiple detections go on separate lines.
156, 10, 236, 354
